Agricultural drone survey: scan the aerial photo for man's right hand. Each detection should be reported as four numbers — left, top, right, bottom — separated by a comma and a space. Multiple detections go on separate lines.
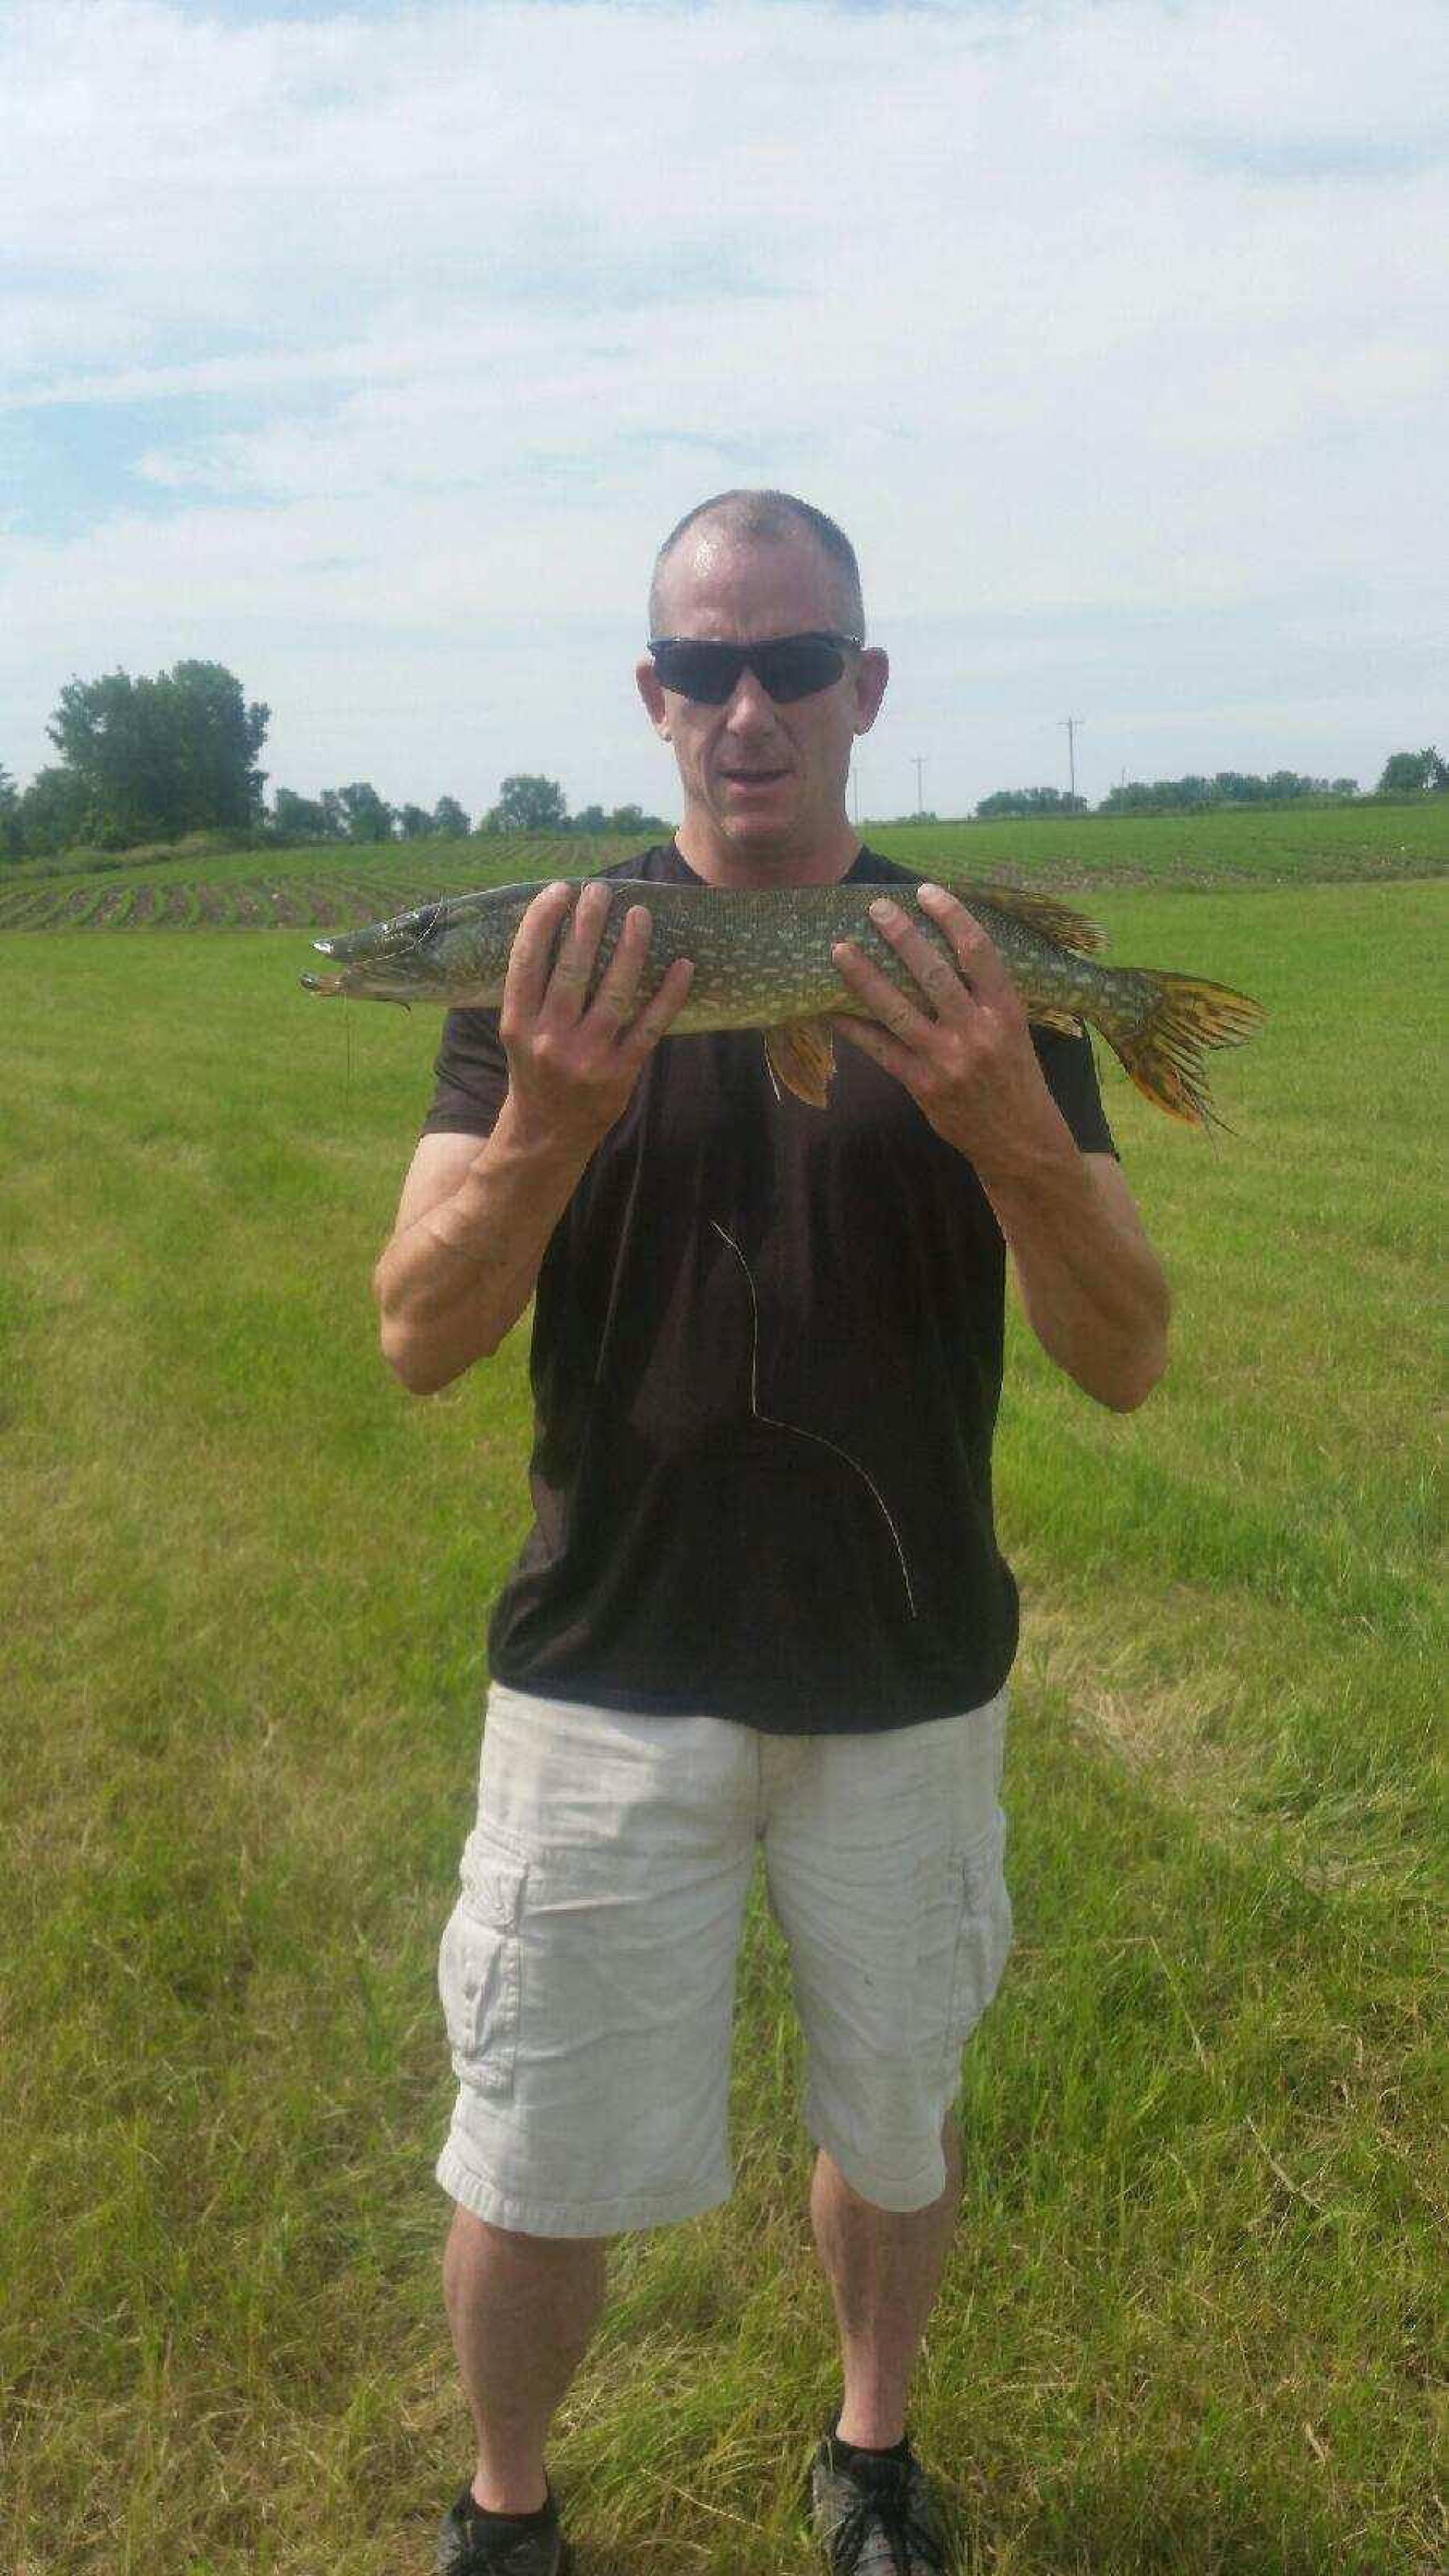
500, 879, 695, 1154
371, 879, 694, 1393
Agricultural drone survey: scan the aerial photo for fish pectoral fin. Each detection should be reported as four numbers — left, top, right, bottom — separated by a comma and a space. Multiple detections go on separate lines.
1027, 1005, 1084, 1036
764, 1019, 835, 1109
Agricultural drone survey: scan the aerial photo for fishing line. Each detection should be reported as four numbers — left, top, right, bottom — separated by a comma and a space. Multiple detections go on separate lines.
710, 1220, 918, 1620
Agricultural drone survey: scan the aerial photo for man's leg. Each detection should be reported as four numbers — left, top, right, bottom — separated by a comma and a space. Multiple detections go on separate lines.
442, 2205, 610, 2514
808, 2113, 962, 2448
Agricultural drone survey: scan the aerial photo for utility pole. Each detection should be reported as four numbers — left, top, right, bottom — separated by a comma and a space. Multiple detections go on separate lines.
1060, 717, 1084, 805
912, 754, 928, 815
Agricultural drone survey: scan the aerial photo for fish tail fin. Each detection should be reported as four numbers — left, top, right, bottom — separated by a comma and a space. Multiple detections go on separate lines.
1097, 972, 1265, 1130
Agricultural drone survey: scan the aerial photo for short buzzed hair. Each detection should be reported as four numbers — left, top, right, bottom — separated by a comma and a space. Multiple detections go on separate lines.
648, 489, 866, 640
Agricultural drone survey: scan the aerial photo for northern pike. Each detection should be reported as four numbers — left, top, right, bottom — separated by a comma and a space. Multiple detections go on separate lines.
300, 876, 1264, 1127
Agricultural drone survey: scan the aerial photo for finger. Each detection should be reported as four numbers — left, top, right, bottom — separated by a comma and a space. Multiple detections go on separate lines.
542, 877, 612, 1024
915, 883, 1013, 1006
503, 881, 577, 1023
831, 936, 934, 1049
866, 893, 973, 1020
588, 901, 654, 1029
829, 1012, 916, 1086
620, 953, 694, 1060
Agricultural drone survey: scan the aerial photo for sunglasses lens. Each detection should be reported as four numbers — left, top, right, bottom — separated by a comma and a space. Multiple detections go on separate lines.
751, 639, 846, 701
651, 636, 851, 704
651, 642, 742, 703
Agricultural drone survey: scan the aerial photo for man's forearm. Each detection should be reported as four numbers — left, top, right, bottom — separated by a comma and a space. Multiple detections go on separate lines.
373, 1097, 591, 1394
980, 1137, 1170, 1412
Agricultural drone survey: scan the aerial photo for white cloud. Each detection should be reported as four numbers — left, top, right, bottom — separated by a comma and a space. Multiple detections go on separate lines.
2, 0, 1446, 814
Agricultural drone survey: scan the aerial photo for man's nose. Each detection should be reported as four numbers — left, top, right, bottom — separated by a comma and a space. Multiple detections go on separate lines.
721, 667, 777, 726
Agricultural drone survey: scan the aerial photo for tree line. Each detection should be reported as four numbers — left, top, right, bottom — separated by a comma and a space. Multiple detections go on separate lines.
974, 759, 1447, 820
0, 663, 668, 863
2, 659, 1444, 863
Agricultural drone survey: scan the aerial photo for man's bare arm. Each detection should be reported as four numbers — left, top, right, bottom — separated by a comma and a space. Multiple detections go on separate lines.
830, 884, 1168, 1413
373, 879, 694, 1396
989, 1147, 1168, 1412
373, 1109, 598, 1393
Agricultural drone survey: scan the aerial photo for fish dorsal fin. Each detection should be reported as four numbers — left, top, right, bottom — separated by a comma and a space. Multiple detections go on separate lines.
935, 879, 1105, 955
764, 1019, 835, 1109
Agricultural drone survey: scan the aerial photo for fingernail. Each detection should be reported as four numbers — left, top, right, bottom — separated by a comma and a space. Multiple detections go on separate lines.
868, 898, 898, 924
918, 880, 945, 899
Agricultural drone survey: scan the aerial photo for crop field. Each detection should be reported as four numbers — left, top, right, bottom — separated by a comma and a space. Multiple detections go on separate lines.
1, 842, 1444, 2571
0, 797, 1444, 935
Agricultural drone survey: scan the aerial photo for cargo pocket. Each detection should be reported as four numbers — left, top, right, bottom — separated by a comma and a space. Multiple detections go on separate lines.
438, 1824, 528, 2099
947, 1816, 1012, 2046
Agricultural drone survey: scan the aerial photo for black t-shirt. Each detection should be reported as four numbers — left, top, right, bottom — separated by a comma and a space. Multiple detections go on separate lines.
422, 841, 1115, 1733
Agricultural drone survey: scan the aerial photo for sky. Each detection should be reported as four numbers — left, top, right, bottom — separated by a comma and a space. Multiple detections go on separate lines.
2, 0, 1446, 822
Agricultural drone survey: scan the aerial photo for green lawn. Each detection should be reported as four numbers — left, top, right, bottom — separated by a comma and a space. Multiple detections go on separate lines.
1, 880, 1442, 2572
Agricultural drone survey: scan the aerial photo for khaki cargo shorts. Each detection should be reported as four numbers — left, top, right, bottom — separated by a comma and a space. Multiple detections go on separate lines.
435, 1680, 1012, 2238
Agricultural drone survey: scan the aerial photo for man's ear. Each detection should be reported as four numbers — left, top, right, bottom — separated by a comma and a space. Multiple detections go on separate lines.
853, 647, 890, 734
636, 658, 671, 739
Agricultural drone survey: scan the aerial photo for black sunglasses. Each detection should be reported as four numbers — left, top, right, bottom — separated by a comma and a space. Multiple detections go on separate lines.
648, 630, 862, 706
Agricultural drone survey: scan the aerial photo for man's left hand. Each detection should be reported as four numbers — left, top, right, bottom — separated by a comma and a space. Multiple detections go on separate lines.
830, 882, 1073, 1179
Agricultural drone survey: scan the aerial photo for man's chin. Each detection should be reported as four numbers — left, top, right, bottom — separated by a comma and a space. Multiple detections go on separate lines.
715, 796, 797, 849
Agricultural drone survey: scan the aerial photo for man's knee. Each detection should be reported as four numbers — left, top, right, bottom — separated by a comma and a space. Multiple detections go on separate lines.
445, 2203, 611, 2261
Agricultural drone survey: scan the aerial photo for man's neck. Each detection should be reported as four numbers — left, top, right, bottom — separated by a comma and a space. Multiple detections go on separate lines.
673, 813, 863, 889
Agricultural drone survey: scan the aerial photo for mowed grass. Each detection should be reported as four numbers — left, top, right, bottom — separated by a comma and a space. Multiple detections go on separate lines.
0, 882, 1443, 2574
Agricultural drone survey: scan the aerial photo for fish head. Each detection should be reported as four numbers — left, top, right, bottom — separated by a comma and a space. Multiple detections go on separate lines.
300, 882, 537, 1004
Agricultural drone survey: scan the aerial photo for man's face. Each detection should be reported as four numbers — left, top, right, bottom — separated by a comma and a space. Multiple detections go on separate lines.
635, 526, 888, 874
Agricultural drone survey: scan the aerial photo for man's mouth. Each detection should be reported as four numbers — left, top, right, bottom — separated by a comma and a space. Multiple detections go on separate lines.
720, 766, 789, 785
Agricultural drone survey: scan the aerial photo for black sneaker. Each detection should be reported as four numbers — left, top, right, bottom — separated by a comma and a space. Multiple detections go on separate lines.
435, 2478, 573, 2574
804, 2427, 957, 2574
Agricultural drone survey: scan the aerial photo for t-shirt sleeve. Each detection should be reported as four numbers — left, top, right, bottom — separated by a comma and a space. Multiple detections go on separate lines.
1029, 1022, 1118, 1158
419, 1006, 510, 1138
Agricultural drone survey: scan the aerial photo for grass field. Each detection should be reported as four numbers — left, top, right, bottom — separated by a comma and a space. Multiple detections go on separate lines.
1, 841, 1444, 2571
1, 797, 1444, 934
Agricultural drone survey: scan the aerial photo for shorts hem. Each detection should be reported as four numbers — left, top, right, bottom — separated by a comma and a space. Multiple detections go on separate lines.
435, 2143, 734, 2238
803, 2115, 949, 2215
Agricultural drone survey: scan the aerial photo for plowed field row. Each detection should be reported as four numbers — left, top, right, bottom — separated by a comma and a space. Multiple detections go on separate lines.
0, 874, 438, 931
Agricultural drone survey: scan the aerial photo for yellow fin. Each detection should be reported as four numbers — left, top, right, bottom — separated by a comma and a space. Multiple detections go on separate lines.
934, 879, 1105, 955
1102, 972, 1266, 1129
764, 1018, 835, 1108
1027, 1006, 1084, 1036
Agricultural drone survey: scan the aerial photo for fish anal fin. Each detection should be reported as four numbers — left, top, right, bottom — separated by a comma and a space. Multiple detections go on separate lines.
939, 879, 1105, 955
764, 1018, 835, 1108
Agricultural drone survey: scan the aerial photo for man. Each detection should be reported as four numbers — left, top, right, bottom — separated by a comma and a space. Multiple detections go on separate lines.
373, 491, 1169, 2575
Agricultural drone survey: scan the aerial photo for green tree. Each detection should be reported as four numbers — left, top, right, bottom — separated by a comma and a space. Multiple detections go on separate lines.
974, 786, 1087, 819
45, 660, 269, 847
489, 773, 569, 830
0, 764, 22, 860
272, 788, 328, 843
1376, 746, 1447, 796
398, 803, 434, 840
336, 782, 395, 842
432, 795, 469, 838
16, 765, 91, 857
